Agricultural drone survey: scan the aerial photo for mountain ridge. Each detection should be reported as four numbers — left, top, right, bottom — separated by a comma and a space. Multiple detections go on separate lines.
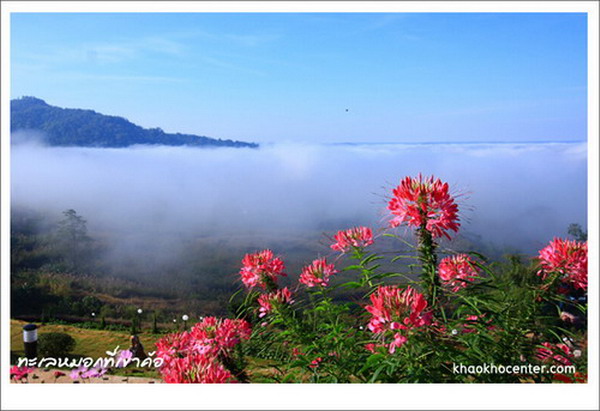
10, 97, 258, 148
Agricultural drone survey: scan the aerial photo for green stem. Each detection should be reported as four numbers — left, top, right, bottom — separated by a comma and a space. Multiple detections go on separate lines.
418, 224, 439, 309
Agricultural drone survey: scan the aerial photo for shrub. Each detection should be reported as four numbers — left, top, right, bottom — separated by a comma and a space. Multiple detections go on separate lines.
38, 332, 76, 358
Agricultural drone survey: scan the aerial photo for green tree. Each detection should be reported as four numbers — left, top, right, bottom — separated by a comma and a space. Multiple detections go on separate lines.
55, 209, 91, 270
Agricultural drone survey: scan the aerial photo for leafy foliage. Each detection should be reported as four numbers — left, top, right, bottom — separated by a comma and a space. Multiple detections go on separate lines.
38, 332, 76, 358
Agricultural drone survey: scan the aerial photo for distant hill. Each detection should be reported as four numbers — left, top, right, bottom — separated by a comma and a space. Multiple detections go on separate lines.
10, 97, 258, 148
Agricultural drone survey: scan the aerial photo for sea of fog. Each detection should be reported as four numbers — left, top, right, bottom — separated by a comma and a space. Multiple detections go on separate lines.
10, 137, 587, 256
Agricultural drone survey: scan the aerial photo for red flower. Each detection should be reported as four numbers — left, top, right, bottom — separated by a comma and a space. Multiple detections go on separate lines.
10, 366, 34, 381
364, 343, 384, 353
309, 357, 323, 369
365, 285, 432, 353
438, 254, 479, 292
257, 287, 294, 317
53, 371, 66, 379
299, 258, 337, 288
239, 249, 286, 289
331, 226, 374, 253
553, 373, 574, 383
536, 342, 573, 366
537, 238, 587, 291
388, 174, 460, 239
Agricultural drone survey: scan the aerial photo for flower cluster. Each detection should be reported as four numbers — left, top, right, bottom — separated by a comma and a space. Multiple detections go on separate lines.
388, 174, 460, 239
155, 316, 251, 383
330, 226, 374, 253
257, 287, 294, 318
299, 258, 338, 288
365, 285, 432, 353
537, 238, 587, 291
240, 249, 286, 289
438, 254, 479, 292
536, 342, 574, 366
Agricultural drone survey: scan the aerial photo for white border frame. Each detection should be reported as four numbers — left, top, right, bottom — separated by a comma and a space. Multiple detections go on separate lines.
1, 2, 598, 410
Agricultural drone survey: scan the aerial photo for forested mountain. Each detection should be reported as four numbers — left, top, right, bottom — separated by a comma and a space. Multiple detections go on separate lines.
10, 97, 258, 148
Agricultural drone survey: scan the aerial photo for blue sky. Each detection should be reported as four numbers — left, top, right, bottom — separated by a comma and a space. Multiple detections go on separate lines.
11, 12, 587, 143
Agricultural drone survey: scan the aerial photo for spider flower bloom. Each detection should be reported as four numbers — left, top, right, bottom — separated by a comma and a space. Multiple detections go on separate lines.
331, 226, 374, 253
537, 238, 587, 290
365, 285, 431, 354
160, 353, 235, 384
239, 249, 286, 289
366, 285, 431, 333
155, 317, 251, 384
388, 174, 460, 239
187, 317, 252, 354
299, 258, 338, 287
438, 254, 479, 292
257, 287, 294, 317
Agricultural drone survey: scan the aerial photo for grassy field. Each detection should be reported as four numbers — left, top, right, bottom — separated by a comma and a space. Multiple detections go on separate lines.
10, 319, 162, 378
10, 319, 284, 382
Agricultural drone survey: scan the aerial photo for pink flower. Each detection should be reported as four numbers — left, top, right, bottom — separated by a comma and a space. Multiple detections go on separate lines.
560, 311, 578, 324
438, 254, 479, 292
364, 285, 432, 352
388, 174, 460, 239
239, 249, 286, 289
331, 226, 374, 253
155, 316, 251, 384
461, 314, 496, 334
160, 353, 235, 383
189, 317, 252, 353
537, 238, 587, 290
536, 342, 573, 366
115, 349, 133, 368
10, 366, 34, 381
299, 258, 337, 288
69, 366, 88, 380
83, 367, 108, 379
364, 343, 383, 353
257, 287, 294, 317
309, 357, 323, 369
388, 333, 408, 354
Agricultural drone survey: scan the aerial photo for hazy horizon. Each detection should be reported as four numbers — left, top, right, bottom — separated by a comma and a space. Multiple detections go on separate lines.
11, 135, 587, 261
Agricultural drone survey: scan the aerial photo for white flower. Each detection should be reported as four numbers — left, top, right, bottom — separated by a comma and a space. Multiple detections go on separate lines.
137, 309, 143, 314
573, 349, 582, 358
451, 329, 458, 335
182, 315, 189, 321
